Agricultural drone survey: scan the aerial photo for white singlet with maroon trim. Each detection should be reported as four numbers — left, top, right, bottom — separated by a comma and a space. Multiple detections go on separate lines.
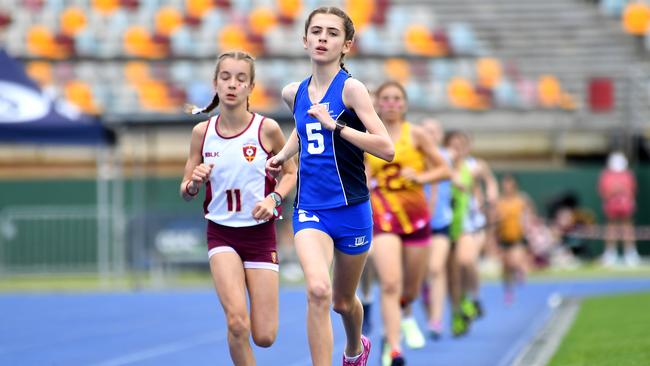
202, 112, 275, 227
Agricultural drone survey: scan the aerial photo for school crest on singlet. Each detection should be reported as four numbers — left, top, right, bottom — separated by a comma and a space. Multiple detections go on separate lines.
242, 142, 257, 162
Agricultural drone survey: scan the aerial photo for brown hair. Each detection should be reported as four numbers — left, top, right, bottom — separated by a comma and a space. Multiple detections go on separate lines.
304, 7, 355, 75
375, 81, 408, 101
185, 51, 256, 114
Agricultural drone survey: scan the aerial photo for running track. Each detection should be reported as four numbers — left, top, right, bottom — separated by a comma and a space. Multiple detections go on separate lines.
1, 278, 649, 366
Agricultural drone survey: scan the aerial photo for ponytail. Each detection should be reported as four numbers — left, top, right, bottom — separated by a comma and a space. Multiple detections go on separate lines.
185, 92, 220, 115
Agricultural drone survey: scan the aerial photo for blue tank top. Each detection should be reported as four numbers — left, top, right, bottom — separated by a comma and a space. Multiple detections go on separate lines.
424, 148, 453, 229
293, 69, 369, 209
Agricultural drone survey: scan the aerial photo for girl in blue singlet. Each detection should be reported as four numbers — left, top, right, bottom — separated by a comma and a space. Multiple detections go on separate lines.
267, 7, 394, 366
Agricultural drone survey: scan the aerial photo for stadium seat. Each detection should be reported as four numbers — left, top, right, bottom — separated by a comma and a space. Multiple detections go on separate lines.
170, 27, 194, 56
493, 80, 518, 109
622, 1, 650, 35
447, 77, 476, 109
248, 6, 277, 36
476, 57, 502, 89
60, 7, 87, 36
448, 22, 477, 56
123, 26, 154, 57
219, 24, 250, 54
64, 80, 100, 114
186, 0, 214, 19
346, 0, 374, 31
26, 25, 56, 58
404, 24, 441, 56
25, 61, 53, 87
155, 7, 183, 36
0, 11, 12, 30
600, 0, 627, 17
384, 58, 411, 83
92, 0, 120, 15
277, 0, 302, 23
537, 75, 562, 108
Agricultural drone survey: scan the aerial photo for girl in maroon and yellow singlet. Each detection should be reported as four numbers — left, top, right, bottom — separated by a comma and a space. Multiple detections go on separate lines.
366, 81, 450, 363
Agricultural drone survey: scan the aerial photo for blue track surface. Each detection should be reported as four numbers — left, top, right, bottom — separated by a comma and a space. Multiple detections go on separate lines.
1, 277, 649, 366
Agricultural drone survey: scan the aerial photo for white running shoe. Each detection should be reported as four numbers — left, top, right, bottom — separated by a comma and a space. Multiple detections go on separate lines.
400, 316, 425, 349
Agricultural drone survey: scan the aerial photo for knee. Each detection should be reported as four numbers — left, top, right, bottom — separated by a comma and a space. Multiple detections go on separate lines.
332, 296, 356, 315
226, 313, 250, 339
381, 280, 401, 297
252, 332, 276, 348
307, 281, 332, 309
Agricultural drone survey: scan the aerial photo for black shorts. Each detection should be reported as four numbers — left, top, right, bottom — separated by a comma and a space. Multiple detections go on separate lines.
431, 225, 450, 238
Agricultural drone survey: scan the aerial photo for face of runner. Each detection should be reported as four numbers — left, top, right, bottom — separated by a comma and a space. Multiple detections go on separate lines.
376, 84, 407, 122
214, 57, 254, 109
303, 13, 352, 65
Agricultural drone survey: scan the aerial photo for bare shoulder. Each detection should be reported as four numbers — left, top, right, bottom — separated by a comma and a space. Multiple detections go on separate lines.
343, 77, 367, 97
261, 117, 282, 136
192, 120, 209, 136
281, 82, 301, 106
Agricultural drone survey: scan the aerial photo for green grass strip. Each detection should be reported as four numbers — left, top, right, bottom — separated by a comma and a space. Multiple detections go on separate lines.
548, 292, 650, 366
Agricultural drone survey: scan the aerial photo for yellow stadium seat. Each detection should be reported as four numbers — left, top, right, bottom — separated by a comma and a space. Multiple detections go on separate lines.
92, 0, 119, 15
155, 7, 183, 36
622, 2, 650, 35
538, 75, 562, 108
384, 58, 411, 83
186, 0, 214, 18
249, 6, 277, 36
476, 57, 502, 89
60, 7, 87, 36
26, 61, 53, 86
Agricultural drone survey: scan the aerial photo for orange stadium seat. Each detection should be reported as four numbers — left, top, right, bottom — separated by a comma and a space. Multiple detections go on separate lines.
92, 0, 120, 15
186, 0, 214, 18
60, 7, 87, 36
622, 1, 650, 35
137, 80, 174, 112
346, 0, 374, 31
384, 58, 411, 83
249, 6, 277, 36
219, 24, 252, 54
123, 26, 157, 57
277, 0, 302, 23
25, 61, 53, 87
155, 7, 184, 37
26, 25, 57, 58
249, 84, 272, 111
124, 61, 151, 85
447, 77, 478, 109
537, 75, 562, 108
64, 80, 100, 114
476, 57, 502, 89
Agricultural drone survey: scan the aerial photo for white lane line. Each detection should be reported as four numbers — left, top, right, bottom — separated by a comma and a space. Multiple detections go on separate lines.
90, 331, 225, 366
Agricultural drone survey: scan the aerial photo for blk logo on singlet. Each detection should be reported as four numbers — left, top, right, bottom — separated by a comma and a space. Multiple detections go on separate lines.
204, 151, 220, 158
352, 235, 368, 247
242, 143, 257, 162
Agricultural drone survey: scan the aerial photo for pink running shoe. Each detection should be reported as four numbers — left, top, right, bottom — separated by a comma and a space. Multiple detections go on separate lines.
342, 335, 371, 366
